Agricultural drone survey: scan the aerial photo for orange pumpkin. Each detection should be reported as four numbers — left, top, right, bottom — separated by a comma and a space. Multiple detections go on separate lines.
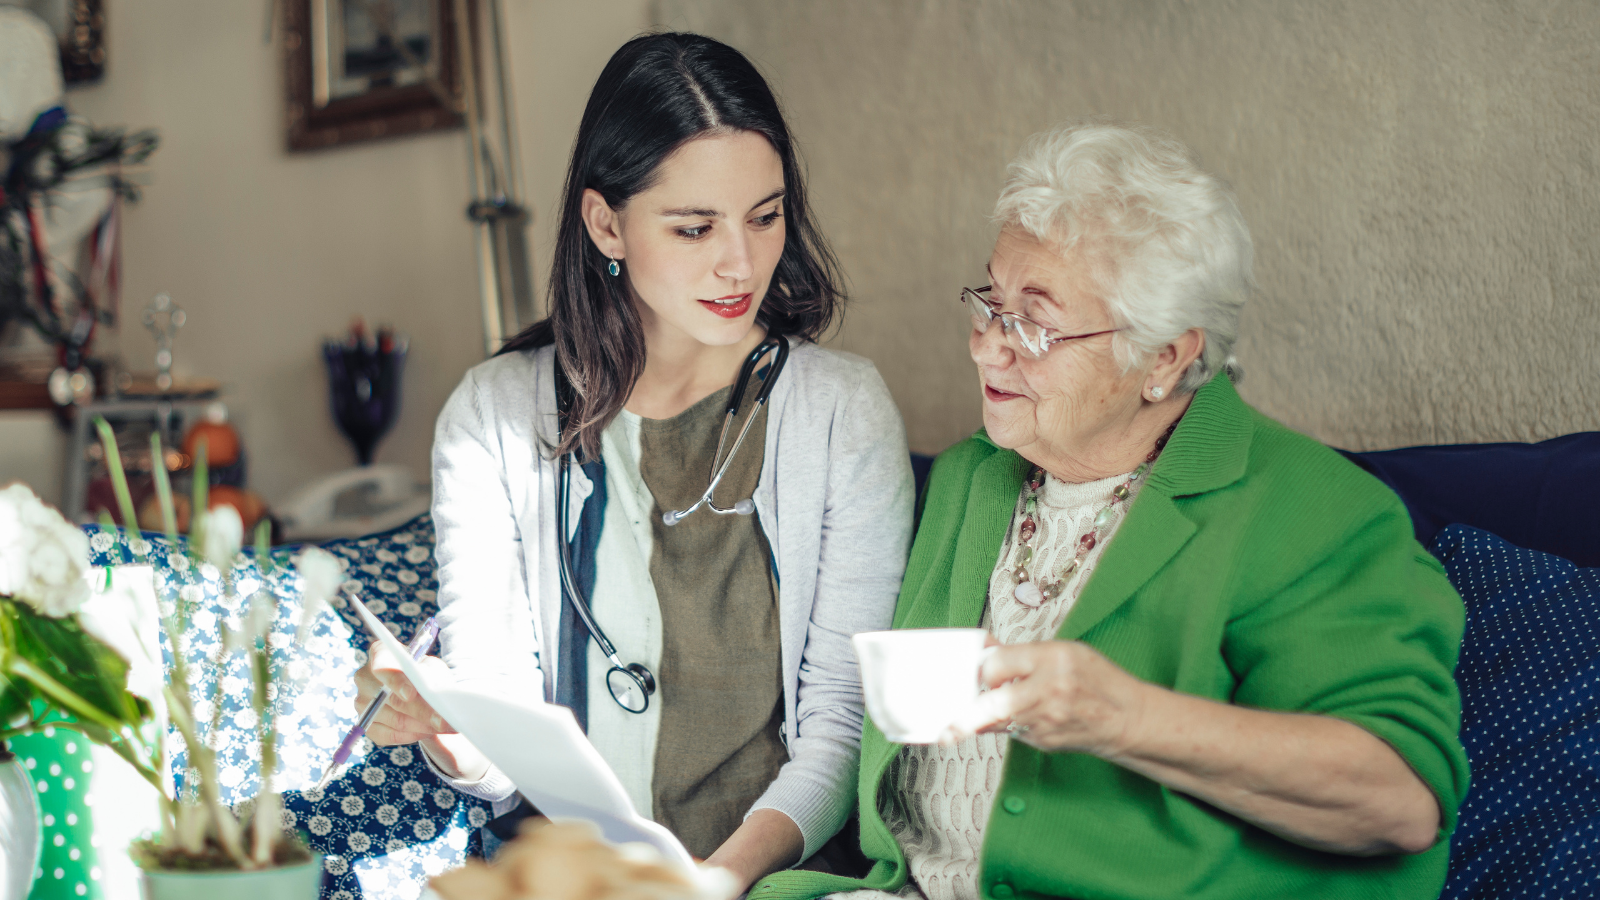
207, 485, 266, 532
137, 493, 191, 532
183, 420, 241, 468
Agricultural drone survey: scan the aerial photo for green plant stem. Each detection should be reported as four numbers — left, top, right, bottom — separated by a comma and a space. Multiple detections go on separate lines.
163, 685, 249, 867
94, 417, 144, 556
150, 433, 179, 541
189, 439, 209, 564
7, 657, 125, 733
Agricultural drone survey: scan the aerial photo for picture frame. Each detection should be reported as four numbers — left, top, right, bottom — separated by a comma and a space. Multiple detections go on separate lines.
282, 0, 473, 152
6, 0, 106, 84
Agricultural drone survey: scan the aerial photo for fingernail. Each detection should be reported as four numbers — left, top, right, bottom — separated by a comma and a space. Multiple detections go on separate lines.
430, 714, 443, 731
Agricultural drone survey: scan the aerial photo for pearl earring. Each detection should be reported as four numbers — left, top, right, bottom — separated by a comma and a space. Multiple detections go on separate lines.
607, 258, 621, 277
1150, 386, 1165, 400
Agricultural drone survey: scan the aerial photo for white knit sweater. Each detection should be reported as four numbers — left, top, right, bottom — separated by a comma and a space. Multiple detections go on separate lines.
876, 467, 1143, 900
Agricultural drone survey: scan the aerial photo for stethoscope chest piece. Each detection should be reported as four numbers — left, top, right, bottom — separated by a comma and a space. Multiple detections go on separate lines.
606, 663, 657, 713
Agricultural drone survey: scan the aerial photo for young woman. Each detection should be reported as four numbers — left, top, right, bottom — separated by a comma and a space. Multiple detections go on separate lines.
353, 33, 913, 890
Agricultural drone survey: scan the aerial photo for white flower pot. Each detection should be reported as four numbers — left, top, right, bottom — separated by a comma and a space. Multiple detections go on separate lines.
138, 856, 323, 900
0, 751, 41, 900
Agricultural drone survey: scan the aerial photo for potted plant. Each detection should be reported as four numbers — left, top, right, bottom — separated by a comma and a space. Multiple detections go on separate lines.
0, 419, 343, 899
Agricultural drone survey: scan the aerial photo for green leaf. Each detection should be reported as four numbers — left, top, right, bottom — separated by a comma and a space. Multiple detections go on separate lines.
5, 600, 142, 727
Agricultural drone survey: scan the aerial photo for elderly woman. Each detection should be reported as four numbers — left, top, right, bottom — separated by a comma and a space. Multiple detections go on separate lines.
757, 124, 1468, 900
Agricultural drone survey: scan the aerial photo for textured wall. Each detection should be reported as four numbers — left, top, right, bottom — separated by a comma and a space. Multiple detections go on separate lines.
653, 0, 1600, 453
63, 0, 649, 502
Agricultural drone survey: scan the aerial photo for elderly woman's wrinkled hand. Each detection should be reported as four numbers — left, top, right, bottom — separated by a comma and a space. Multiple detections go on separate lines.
941, 640, 1147, 756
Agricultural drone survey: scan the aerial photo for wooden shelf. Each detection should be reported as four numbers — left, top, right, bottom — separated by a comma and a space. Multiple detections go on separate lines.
0, 381, 54, 410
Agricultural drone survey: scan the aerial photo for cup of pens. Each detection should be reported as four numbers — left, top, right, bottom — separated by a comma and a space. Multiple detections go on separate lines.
323, 319, 408, 467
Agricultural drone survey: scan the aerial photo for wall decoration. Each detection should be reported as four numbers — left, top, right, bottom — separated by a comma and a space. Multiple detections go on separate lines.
283, 0, 473, 152
1, 0, 106, 84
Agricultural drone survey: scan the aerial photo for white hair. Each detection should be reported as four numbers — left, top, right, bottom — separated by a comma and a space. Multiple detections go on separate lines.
993, 122, 1253, 393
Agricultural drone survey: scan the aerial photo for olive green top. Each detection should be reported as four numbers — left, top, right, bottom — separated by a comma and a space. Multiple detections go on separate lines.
640, 385, 786, 859
754, 373, 1469, 900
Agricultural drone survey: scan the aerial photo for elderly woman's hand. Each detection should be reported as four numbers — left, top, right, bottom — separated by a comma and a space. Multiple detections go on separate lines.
942, 638, 1441, 856
944, 640, 1146, 755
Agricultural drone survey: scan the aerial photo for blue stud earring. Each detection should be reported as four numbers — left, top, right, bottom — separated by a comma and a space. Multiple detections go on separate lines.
607, 258, 621, 277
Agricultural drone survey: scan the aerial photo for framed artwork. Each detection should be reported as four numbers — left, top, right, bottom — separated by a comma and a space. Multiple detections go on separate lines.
4, 0, 106, 83
283, 0, 473, 152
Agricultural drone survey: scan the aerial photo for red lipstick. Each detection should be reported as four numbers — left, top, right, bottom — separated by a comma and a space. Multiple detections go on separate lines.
699, 293, 752, 319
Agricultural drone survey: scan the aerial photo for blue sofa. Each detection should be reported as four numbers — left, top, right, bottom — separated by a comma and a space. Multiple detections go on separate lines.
87, 431, 1599, 900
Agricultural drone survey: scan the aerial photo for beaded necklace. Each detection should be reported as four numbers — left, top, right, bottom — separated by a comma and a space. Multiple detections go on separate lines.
1009, 421, 1179, 608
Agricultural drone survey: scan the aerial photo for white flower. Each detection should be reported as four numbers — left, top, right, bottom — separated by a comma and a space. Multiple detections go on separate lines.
396, 570, 419, 586
388, 746, 414, 767
386, 838, 406, 853
340, 795, 365, 816
467, 807, 488, 827
360, 766, 386, 786
295, 547, 341, 642
375, 804, 399, 826
281, 809, 298, 829
376, 550, 398, 564
309, 815, 333, 836
401, 780, 424, 802
199, 506, 244, 574
347, 831, 370, 853
0, 483, 91, 617
376, 580, 398, 595
397, 601, 421, 617
432, 788, 455, 809
323, 857, 348, 876
404, 546, 430, 564
412, 820, 436, 840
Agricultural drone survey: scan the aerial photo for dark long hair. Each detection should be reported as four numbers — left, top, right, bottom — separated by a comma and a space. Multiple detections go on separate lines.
499, 32, 845, 461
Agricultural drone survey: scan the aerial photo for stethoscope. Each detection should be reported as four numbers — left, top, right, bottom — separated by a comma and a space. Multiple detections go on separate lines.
554, 337, 790, 713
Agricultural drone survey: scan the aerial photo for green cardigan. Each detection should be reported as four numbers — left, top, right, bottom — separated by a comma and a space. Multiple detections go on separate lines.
756, 374, 1469, 900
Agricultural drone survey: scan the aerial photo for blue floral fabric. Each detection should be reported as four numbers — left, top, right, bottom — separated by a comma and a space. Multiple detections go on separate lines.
82, 516, 488, 900
1433, 524, 1600, 899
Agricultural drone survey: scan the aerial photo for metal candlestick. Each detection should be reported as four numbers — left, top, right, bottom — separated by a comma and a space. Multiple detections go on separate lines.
141, 293, 185, 392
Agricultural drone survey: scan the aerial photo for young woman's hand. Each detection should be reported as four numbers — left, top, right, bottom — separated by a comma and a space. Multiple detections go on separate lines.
355, 639, 489, 781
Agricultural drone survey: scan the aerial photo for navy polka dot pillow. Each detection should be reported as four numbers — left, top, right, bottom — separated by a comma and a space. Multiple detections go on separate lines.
1433, 524, 1600, 899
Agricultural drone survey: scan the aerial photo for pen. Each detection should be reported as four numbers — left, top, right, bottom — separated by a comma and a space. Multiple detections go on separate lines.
314, 612, 441, 791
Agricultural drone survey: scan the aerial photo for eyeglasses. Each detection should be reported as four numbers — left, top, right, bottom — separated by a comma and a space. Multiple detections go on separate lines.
960, 286, 1123, 360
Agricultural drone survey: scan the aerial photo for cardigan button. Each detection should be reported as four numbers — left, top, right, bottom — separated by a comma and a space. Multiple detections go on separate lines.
1002, 796, 1026, 814
992, 883, 1015, 899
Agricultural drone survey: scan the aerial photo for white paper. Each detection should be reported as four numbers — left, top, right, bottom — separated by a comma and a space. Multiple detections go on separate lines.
349, 596, 694, 871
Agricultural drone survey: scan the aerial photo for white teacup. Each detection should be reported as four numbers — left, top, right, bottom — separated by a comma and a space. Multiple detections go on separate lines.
853, 628, 989, 743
